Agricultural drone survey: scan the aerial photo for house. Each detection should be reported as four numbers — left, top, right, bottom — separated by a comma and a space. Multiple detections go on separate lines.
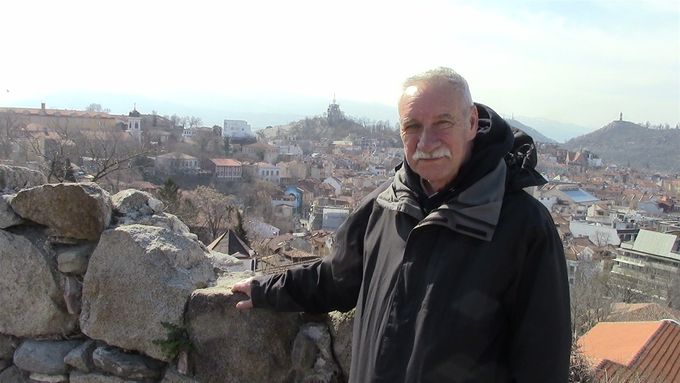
0, 104, 118, 132
254, 162, 280, 184
569, 220, 621, 246
322, 176, 342, 196
223, 119, 255, 140
208, 158, 242, 180
207, 229, 255, 271
578, 320, 680, 382
612, 229, 680, 300
607, 303, 680, 322
322, 207, 350, 232
242, 142, 277, 163
155, 152, 200, 174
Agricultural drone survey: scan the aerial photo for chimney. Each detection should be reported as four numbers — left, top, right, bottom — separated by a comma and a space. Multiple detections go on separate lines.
41, 102, 46, 112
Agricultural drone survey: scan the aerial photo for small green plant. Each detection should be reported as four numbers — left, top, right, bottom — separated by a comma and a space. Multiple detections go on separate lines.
153, 321, 193, 360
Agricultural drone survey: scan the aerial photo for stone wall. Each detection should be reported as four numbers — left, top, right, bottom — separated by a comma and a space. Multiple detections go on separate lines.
0, 166, 352, 383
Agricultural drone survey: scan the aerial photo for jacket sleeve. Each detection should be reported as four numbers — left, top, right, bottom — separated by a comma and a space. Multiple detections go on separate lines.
508, 208, 572, 382
249, 196, 374, 313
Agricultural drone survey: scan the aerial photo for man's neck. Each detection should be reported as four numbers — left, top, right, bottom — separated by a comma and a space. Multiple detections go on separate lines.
420, 178, 437, 196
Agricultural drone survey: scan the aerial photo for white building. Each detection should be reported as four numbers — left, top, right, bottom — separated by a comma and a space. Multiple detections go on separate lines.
322, 208, 350, 231
612, 229, 680, 299
255, 162, 280, 184
223, 119, 254, 139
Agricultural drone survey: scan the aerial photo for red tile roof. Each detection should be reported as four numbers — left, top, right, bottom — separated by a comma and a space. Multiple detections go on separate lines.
210, 158, 241, 167
579, 320, 680, 382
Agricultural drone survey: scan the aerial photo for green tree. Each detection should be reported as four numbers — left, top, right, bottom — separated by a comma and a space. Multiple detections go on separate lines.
234, 209, 249, 246
158, 178, 180, 212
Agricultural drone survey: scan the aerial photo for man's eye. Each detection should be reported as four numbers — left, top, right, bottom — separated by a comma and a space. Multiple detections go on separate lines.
436, 121, 454, 129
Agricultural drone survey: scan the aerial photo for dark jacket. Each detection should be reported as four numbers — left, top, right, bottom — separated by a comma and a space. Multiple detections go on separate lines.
251, 104, 571, 383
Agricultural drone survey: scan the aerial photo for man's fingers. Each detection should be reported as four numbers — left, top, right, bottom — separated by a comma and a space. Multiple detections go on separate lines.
232, 278, 254, 310
235, 299, 253, 311
232, 278, 253, 296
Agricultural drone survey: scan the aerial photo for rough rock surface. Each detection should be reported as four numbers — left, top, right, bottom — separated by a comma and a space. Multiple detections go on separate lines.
56, 244, 95, 274
292, 329, 318, 370
70, 371, 139, 383
0, 165, 46, 192
28, 372, 69, 382
10, 183, 112, 240
0, 360, 9, 373
160, 367, 200, 383
0, 335, 17, 359
92, 346, 164, 380
327, 310, 354, 381
0, 229, 78, 337
13, 340, 81, 374
0, 365, 30, 383
63, 276, 82, 315
187, 278, 300, 383
293, 322, 341, 383
80, 225, 215, 361
0, 195, 22, 228
111, 189, 163, 217
64, 340, 97, 373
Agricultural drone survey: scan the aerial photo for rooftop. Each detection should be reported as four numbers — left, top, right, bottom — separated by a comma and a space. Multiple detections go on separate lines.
579, 320, 680, 382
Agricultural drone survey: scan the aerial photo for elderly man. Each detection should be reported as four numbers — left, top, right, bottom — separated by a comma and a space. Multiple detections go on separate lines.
233, 67, 571, 382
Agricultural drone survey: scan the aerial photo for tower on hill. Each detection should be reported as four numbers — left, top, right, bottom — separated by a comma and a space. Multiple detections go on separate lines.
326, 95, 344, 126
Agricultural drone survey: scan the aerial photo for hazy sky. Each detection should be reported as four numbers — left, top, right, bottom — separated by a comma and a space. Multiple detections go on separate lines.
0, 0, 678, 131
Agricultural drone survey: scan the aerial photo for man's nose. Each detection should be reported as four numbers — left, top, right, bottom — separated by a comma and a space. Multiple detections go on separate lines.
416, 127, 439, 151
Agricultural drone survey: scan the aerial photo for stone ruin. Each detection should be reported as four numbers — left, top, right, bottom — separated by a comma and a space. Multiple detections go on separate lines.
0, 165, 353, 383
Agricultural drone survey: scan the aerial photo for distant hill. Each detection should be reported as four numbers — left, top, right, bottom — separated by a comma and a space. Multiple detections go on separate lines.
562, 120, 680, 173
507, 119, 557, 143
513, 116, 594, 143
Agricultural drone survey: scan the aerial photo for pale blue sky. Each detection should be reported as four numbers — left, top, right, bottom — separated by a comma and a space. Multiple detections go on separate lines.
0, 0, 677, 134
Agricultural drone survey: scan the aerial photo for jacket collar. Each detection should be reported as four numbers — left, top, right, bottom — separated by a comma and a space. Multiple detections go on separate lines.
377, 159, 506, 242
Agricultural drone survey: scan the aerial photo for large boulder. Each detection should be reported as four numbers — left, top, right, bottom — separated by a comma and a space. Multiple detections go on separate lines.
0, 365, 30, 383
110, 189, 196, 240
70, 371, 139, 383
292, 322, 342, 383
0, 165, 46, 192
91, 346, 164, 380
10, 183, 112, 240
327, 310, 354, 381
187, 276, 300, 383
110, 189, 163, 217
0, 229, 78, 337
0, 335, 18, 360
13, 340, 81, 375
0, 195, 22, 229
80, 225, 215, 361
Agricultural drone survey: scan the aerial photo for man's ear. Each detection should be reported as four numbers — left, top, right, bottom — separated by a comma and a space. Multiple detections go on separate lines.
468, 105, 479, 138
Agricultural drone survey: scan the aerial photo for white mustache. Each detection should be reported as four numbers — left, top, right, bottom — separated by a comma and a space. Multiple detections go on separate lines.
413, 148, 451, 160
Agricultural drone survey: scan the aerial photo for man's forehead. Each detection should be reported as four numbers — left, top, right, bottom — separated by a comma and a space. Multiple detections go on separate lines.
403, 85, 420, 97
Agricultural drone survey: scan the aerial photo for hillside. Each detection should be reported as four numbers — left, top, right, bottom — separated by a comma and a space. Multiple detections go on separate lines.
507, 119, 557, 143
263, 115, 401, 145
563, 120, 680, 173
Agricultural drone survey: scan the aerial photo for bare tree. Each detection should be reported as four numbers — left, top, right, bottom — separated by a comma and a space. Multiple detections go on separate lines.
85, 103, 111, 113
183, 186, 236, 242
23, 118, 147, 183
75, 127, 146, 182
570, 268, 614, 338
0, 110, 25, 159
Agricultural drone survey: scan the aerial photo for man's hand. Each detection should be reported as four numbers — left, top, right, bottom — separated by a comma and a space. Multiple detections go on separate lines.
231, 277, 254, 310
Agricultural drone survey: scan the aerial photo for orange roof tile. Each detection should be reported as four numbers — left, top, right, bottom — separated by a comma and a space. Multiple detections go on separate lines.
579, 320, 680, 382
579, 321, 663, 366
211, 158, 241, 167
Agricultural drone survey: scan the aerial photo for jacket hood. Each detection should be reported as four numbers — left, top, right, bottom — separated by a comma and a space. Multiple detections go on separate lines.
398, 103, 545, 203
378, 103, 546, 241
